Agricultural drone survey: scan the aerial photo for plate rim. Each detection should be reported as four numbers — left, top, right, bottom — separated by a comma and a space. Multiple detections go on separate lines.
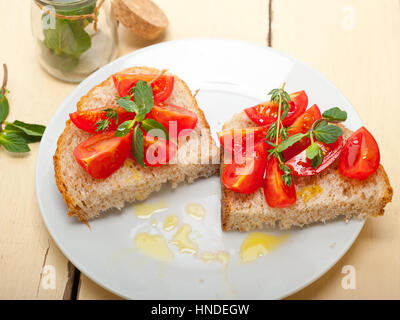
35, 37, 365, 300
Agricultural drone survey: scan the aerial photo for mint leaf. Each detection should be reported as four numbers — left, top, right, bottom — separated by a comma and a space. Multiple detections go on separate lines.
322, 107, 347, 122
4, 123, 42, 143
306, 143, 323, 168
115, 120, 135, 137
141, 119, 169, 140
117, 98, 139, 114
7, 120, 45, 137
0, 93, 9, 123
132, 126, 145, 167
0, 132, 30, 153
313, 121, 343, 144
42, 1, 96, 72
276, 133, 307, 153
43, 19, 91, 58
133, 81, 154, 117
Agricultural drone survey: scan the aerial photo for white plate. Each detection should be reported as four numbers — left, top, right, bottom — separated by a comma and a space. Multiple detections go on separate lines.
36, 38, 364, 300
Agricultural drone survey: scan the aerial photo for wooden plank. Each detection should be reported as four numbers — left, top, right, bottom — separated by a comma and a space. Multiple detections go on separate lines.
117, 0, 269, 54
0, 0, 74, 299
269, 0, 400, 299
76, 0, 269, 299
77, 275, 122, 300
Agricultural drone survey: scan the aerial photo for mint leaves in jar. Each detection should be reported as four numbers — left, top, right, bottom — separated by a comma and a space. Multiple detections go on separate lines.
33, 0, 117, 82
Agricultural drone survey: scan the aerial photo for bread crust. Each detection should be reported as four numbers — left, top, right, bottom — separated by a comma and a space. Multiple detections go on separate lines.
376, 164, 393, 216
54, 66, 217, 222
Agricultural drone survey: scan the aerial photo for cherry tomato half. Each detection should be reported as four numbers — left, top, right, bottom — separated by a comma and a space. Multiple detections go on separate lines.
263, 156, 296, 208
285, 136, 344, 176
339, 127, 380, 180
244, 90, 308, 127
145, 103, 198, 137
112, 74, 174, 104
282, 104, 322, 160
69, 106, 135, 133
74, 131, 132, 179
221, 141, 268, 194
217, 126, 269, 155
142, 132, 178, 167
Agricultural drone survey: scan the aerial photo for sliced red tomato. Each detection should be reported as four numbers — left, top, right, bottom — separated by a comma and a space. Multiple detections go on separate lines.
74, 131, 132, 179
217, 126, 269, 155
145, 103, 198, 137
263, 156, 296, 208
244, 90, 308, 127
69, 106, 134, 134
141, 132, 178, 167
285, 136, 344, 176
221, 141, 268, 194
112, 74, 174, 104
339, 127, 380, 180
282, 104, 322, 160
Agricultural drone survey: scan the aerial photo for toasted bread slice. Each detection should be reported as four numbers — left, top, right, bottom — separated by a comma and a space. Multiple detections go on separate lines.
54, 66, 219, 222
221, 111, 393, 231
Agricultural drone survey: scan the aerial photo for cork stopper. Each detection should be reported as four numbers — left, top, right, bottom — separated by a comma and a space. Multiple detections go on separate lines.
112, 0, 169, 40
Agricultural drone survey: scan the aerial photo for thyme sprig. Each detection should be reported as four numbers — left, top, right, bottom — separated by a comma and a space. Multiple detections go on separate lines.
265, 83, 348, 185
266, 83, 291, 142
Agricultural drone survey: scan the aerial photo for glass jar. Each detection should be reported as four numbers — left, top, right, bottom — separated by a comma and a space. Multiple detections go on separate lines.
31, 0, 118, 82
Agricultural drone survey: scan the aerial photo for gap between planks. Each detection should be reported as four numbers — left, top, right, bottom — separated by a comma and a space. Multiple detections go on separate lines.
267, 0, 273, 46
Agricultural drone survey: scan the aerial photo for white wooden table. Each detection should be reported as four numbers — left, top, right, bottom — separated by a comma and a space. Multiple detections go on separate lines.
0, 0, 398, 299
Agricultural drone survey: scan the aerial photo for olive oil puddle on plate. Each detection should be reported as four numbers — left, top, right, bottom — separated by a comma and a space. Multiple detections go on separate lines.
134, 232, 173, 262
129, 200, 287, 298
170, 224, 198, 254
163, 214, 179, 231
185, 203, 206, 220
133, 200, 169, 219
239, 232, 289, 263
201, 251, 230, 265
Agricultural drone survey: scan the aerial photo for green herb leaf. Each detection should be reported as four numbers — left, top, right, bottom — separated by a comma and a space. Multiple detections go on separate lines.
43, 19, 91, 58
306, 143, 323, 168
6, 120, 45, 137
94, 108, 119, 132
266, 122, 277, 140
322, 107, 347, 122
42, 1, 95, 72
116, 98, 139, 114
133, 80, 154, 116
0, 93, 9, 123
276, 133, 307, 153
132, 126, 145, 167
4, 123, 42, 143
313, 121, 343, 144
141, 119, 169, 140
95, 118, 110, 132
115, 120, 135, 137
265, 139, 276, 148
282, 91, 291, 102
279, 163, 293, 186
0, 132, 30, 153
279, 126, 289, 140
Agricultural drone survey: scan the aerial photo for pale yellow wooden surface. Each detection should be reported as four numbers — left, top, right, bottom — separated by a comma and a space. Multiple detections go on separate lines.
272, 0, 400, 299
0, 0, 398, 300
0, 0, 76, 299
